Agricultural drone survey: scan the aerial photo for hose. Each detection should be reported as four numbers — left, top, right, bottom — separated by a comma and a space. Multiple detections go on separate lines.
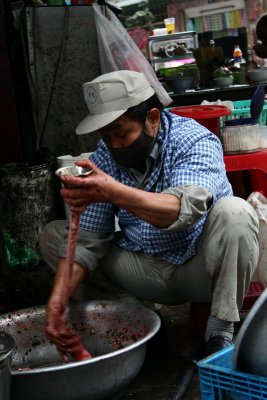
167, 344, 205, 400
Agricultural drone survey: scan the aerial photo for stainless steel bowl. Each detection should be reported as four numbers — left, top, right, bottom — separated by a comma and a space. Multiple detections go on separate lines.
55, 165, 94, 177
0, 301, 160, 400
233, 288, 267, 377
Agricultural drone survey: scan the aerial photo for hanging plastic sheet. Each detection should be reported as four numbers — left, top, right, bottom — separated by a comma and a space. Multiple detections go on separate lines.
92, 3, 172, 107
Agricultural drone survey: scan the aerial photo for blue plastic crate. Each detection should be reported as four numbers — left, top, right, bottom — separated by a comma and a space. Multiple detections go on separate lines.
197, 345, 267, 400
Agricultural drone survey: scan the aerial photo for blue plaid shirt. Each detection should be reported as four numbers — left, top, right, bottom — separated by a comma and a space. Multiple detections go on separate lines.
80, 110, 233, 265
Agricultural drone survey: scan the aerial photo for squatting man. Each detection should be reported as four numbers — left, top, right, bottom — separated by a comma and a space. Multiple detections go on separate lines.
40, 70, 259, 357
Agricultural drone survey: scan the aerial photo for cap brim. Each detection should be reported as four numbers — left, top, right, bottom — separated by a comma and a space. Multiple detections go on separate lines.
76, 109, 126, 135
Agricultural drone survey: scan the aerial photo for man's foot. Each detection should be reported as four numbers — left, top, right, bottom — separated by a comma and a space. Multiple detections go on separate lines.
205, 335, 233, 357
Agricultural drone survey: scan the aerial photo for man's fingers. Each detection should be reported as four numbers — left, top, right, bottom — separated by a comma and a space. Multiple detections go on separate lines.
75, 159, 97, 171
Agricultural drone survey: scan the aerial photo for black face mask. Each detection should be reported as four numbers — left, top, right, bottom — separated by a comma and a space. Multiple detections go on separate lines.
108, 131, 155, 171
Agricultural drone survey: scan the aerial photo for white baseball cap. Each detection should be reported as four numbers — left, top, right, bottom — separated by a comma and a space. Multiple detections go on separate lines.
76, 70, 155, 135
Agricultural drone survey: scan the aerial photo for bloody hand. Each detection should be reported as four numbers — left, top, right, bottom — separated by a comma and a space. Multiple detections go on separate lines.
45, 211, 92, 363
46, 323, 92, 362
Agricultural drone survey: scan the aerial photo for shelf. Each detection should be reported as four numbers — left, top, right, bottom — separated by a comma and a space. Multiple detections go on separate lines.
169, 84, 267, 106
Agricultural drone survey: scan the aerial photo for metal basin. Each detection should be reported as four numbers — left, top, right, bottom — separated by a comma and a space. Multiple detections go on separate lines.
0, 301, 161, 400
233, 288, 267, 377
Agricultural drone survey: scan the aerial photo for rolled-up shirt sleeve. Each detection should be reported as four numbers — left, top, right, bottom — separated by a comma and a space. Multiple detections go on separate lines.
58, 227, 114, 273
161, 185, 213, 233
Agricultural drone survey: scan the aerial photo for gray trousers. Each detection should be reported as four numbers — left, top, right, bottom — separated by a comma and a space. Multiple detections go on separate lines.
40, 197, 259, 322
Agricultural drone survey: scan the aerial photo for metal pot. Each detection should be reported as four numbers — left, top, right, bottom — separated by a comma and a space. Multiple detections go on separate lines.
0, 301, 160, 400
233, 288, 267, 377
0, 332, 14, 400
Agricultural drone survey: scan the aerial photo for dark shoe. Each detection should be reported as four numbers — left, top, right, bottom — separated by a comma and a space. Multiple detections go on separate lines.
205, 335, 233, 357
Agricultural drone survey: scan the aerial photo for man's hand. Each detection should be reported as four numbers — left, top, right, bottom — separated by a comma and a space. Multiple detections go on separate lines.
45, 258, 91, 362
46, 298, 92, 362
59, 159, 117, 214
59, 159, 180, 228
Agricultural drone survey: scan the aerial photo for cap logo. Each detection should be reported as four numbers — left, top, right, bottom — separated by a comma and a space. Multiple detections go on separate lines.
86, 86, 97, 104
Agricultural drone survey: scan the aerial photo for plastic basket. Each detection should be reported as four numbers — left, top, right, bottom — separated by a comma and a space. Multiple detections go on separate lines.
222, 100, 267, 128
197, 346, 267, 400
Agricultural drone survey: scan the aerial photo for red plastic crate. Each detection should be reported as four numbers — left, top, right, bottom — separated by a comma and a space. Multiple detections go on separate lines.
241, 281, 265, 312
190, 282, 265, 336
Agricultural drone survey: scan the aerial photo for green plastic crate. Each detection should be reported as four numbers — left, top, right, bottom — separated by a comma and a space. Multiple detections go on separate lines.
221, 99, 267, 127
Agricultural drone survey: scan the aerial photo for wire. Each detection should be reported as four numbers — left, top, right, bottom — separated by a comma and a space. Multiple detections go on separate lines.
38, 5, 70, 151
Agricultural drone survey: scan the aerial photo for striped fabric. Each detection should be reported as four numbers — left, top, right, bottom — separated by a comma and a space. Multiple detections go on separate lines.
192, 9, 247, 36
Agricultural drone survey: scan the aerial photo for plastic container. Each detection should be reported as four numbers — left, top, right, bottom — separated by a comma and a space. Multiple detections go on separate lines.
233, 44, 242, 63
221, 124, 262, 154
197, 345, 267, 400
164, 18, 175, 34
0, 163, 56, 252
260, 125, 267, 148
170, 105, 231, 137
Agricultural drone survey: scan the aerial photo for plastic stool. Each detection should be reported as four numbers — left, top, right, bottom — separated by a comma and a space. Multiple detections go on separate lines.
224, 149, 267, 196
190, 282, 265, 336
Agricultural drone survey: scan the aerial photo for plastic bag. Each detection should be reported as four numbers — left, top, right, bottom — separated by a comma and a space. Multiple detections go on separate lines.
201, 99, 234, 112
247, 192, 267, 285
92, 4, 172, 107
3, 231, 40, 269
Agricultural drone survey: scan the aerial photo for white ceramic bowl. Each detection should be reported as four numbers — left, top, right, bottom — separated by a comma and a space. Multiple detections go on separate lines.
213, 75, 233, 88
247, 67, 267, 82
